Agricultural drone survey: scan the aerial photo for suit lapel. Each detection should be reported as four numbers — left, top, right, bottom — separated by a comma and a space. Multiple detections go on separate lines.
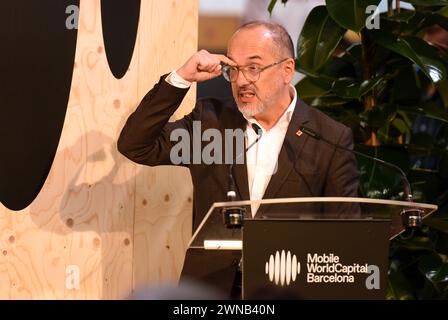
233, 158, 250, 201
256, 99, 311, 215
223, 99, 313, 207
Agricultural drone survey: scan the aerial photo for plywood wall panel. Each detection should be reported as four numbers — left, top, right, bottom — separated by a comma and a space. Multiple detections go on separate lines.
133, 0, 197, 291
0, 0, 198, 299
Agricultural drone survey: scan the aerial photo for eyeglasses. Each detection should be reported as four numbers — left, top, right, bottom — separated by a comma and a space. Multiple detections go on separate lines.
222, 58, 289, 82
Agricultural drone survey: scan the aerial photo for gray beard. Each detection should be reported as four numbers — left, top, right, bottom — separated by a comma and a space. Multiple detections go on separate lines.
237, 102, 267, 118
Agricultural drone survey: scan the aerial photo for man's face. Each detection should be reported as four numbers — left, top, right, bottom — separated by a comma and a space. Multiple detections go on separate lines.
227, 27, 289, 118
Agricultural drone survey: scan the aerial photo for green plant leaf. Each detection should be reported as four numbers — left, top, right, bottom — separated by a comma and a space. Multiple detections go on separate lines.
406, 36, 448, 82
427, 13, 448, 30
404, 0, 448, 6
392, 65, 421, 104
332, 76, 384, 98
325, 0, 381, 32
408, 169, 447, 203
418, 253, 448, 286
397, 102, 448, 123
376, 110, 413, 144
296, 6, 346, 73
391, 10, 428, 34
267, 0, 289, 15
307, 96, 353, 108
341, 44, 363, 65
392, 118, 409, 134
360, 104, 397, 128
419, 13, 448, 30
438, 6, 448, 17
405, 144, 448, 158
436, 80, 448, 107
268, 0, 277, 15
387, 272, 416, 300
424, 217, 448, 234
386, 10, 416, 23
296, 77, 331, 100
355, 145, 409, 199
434, 264, 448, 282
274, 0, 448, 300
371, 33, 447, 83
394, 235, 436, 250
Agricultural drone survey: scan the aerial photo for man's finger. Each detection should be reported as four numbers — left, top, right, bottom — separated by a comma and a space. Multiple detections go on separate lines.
210, 65, 222, 75
215, 54, 236, 66
197, 56, 213, 72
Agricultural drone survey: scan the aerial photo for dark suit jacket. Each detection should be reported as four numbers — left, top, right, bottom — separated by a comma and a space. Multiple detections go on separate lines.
118, 74, 360, 297
118, 74, 360, 231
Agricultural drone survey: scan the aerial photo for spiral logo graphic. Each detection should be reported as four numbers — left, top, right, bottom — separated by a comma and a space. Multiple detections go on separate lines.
265, 250, 300, 286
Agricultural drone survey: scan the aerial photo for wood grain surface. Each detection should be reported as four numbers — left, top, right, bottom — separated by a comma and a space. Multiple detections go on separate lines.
0, 0, 197, 299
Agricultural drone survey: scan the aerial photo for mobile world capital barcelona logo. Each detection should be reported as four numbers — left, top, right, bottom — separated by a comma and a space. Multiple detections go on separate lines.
265, 250, 380, 289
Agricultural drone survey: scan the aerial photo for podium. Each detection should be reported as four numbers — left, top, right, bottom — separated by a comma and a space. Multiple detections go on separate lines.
180, 197, 437, 299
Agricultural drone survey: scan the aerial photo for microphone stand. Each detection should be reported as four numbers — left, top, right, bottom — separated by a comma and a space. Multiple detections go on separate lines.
299, 124, 424, 229
222, 124, 263, 229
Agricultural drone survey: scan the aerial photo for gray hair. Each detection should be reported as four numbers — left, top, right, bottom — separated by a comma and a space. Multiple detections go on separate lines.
236, 21, 295, 59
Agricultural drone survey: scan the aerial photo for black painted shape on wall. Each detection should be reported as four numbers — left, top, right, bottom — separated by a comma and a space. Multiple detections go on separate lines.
101, 0, 140, 79
0, 0, 79, 210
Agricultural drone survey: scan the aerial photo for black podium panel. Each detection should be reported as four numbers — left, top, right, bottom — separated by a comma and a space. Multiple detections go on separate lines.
243, 219, 390, 299
180, 248, 242, 298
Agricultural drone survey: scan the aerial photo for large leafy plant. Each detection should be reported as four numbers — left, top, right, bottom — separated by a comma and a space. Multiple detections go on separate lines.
270, 0, 448, 299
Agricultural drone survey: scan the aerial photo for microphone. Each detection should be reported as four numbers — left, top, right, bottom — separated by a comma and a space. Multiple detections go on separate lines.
299, 124, 423, 229
298, 124, 412, 201
227, 123, 263, 200
223, 123, 263, 228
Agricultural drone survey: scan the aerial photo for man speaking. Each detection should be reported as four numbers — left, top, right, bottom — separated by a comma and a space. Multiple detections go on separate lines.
118, 21, 359, 296
118, 21, 359, 228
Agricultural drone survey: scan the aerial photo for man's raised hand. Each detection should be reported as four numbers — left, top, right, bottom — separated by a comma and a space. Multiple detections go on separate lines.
177, 50, 236, 83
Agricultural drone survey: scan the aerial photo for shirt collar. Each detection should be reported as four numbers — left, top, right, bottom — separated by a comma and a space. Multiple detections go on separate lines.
245, 84, 297, 134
